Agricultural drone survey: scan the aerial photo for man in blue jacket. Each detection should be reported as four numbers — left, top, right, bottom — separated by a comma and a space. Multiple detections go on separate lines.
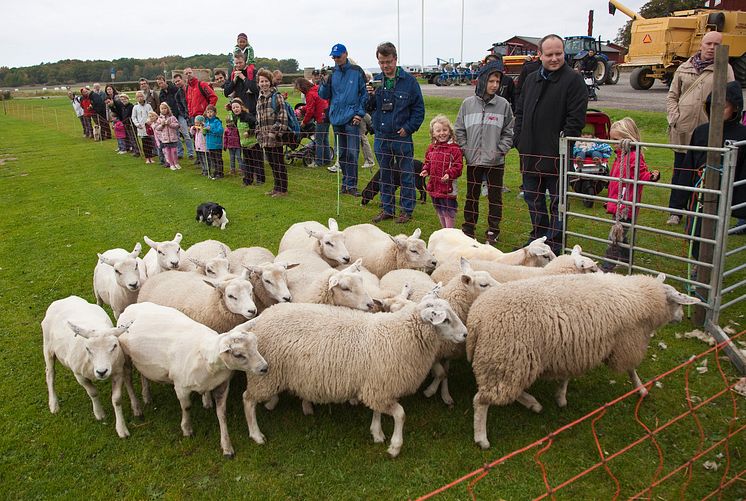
318, 43, 368, 196
366, 42, 425, 224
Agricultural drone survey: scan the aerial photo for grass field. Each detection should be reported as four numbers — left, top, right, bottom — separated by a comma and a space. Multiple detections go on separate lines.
0, 92, 744, 499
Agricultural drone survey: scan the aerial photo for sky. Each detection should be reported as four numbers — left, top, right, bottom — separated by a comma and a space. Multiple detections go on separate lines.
0, 0, 648, 70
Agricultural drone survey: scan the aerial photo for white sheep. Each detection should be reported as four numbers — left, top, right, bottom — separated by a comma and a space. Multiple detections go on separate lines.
228, 247, 275, 274
137, 270, 257, 334
143, 232, 183, 277
278, 217, 351, 266
243, 261, 297, 311
41, 295, 141, 438
274, 248, 331, 295
118, 302, 267, 457
93, 242, 147, 320
342, 224, 437, 278
179, 239, 231, 275
290, 259, 376, 311
467, 273, 700, 449
428, 228, 556, 267
431, 244, 599, 285
240, 293, 467, 457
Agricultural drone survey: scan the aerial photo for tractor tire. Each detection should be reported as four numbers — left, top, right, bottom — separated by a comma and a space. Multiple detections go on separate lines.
605, 62, 619, 85
730, 54, 746, 88
630, 67, 655, 90
593, 60, 607, 86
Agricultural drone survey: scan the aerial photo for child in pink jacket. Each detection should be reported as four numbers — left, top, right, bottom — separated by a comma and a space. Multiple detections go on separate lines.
420, 115, 463, 228
155, 103, 181, 170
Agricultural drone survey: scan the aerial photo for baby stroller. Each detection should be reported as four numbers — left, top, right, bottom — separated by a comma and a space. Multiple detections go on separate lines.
284, 104, 334, 166
569, 109, 611, 208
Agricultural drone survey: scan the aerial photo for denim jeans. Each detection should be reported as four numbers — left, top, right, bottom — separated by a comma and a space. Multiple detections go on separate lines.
333, 122, 360, 191
228, 148, 241, 172
176, 115, 195, 158
374, 136, 415, 216
522, 172, 561, 254
314, 122, 331, 165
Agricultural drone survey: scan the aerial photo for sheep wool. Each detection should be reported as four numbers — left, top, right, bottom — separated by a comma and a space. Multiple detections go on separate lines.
228, 247, 275, 274
278, 218, 351, 266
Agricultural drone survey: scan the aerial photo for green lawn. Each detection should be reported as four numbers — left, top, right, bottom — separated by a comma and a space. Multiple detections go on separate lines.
0, 94, 744, 499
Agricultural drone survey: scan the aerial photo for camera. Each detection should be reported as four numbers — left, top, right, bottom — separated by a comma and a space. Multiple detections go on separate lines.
369, 79, 382, 89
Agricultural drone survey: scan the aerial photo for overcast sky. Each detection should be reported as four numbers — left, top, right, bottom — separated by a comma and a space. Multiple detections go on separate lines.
1, 0, 647, 70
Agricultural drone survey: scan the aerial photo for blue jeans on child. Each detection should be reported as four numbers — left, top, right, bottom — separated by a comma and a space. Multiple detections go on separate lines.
117, 138, 126, 151
228, 148, 241, 173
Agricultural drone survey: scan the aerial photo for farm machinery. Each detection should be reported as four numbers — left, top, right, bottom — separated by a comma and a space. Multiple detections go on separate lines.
564, 35, 620, 85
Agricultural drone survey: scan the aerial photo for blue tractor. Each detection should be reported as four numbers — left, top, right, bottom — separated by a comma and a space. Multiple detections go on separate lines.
564, 36, 619, 86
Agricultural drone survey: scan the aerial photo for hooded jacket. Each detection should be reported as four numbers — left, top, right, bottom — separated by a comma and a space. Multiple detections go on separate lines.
683, 81, 746, 219
454, 62, 514, 166
514, 62, 587, 174
366, 67, 425, 138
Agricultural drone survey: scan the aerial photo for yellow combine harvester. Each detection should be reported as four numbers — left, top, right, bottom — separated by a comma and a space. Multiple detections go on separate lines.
609, 0, 746, 89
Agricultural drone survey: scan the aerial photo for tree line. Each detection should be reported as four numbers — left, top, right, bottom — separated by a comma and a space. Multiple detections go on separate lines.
0, 55, 300, 87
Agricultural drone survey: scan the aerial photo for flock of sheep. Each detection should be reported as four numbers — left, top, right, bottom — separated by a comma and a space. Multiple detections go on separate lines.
41, 220, 700, 458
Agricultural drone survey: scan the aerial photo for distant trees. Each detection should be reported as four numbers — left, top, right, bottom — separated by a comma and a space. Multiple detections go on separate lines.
613, 0, 705, 46
0, 55, 301, 86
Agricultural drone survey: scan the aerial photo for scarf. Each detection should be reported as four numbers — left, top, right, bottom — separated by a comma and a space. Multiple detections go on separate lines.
691, 51, 714, 73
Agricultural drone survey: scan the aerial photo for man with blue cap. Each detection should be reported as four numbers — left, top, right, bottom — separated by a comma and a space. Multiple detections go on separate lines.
319, 43, 368, 196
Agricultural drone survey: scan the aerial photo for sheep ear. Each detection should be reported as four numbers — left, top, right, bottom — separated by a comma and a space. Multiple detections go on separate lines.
306, 227, 323, 240
219, 247, 228, 258
243, 264, 261, 277
411, 228, 422, 239
240, 269, 250, 281
460, 273, 473, 286
234, 318, 258, 332
203, 279, 222, 292
67, 321, 93, 339
423, 308, 447, 325
284, 261, 300, 270
173, 233, 183, 244
424, 282, 442, 299
571, 245, 582, 256
391, 235, 407, 249
328, 275, 340, 290
350, 258, 363, 272
459, 256, 472, 274
656, 273, 666, 283
189, 257, 205, 269
131, 242, 142, 257
664, 285, 700, 305
143, 236, 157, 249
111, 321, 133, 337
401, 282, 412, 299
327, 218, 339, 231
98, 253, 116, 267
372, 298, 384, 310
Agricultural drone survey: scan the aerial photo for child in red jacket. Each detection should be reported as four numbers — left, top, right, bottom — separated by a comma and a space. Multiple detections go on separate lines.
420, 115, 464, 228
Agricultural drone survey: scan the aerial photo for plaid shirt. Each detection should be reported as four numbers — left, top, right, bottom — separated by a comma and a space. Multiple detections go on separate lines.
256, 88, 288, 148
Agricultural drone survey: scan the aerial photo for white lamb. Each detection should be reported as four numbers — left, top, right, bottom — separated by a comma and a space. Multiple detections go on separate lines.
143, 232, 183, 277
41, 295, 141, 438
467, 273, 700, 449
431, 244, 598, 285
118, 302, 267, 457
243, 261, 297, 311
228, 247, 275, 274
137, 270, 257, 333
342, 224, 437, 278
290, 259, 376, 311
179, 239, 231, 275
93, 242, 147, 320
274, 248, 331, 295
240, 293, 467, 457
278, 217, 351, 266
428, 228, 555, 267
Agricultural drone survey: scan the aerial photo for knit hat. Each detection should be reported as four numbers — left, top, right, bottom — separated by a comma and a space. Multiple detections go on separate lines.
194, 115, 204, 123
237, 33, 248, 41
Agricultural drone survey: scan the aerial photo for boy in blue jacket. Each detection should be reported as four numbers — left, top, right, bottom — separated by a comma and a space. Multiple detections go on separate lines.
203, 105, 225, 179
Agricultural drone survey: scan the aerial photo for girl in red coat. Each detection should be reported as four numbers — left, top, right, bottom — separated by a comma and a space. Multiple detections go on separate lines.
420, 115, 464, 228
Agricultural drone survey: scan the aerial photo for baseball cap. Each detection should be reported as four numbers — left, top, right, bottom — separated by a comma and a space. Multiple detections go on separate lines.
329, 43, 347, 57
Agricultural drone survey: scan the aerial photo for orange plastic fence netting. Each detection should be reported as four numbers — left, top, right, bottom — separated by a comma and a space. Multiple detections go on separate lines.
416, 329, 745, 501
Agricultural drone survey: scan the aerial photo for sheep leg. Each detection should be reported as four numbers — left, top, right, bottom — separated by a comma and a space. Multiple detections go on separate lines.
473, 394, 491, 450
122, 361, 142, 419
555, 379, 569, 408
75, 373, 105, 420
140, 373, 152, 405
242, 391, 266, 444
264, 395, 279, 411
202, 391, 213, 409
422, 361, 445, 398
212, 380, 234, 458
628, 369, 648, 397
301, 400, 314, 416
370, 412, 385, 443
111, 374, 130, 438
439, 360, 453, 406
175, 387, 194, 437
44, 349, 59, 414
385, 402, 406, 458
516, 391, 543, 413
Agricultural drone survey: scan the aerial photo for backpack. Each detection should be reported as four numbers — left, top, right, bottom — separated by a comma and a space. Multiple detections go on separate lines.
271, 92, 301, 144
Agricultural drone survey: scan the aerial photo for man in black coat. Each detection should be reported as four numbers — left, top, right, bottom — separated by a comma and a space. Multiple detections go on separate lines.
514, 34, 587, 254
223, 51, 259, 114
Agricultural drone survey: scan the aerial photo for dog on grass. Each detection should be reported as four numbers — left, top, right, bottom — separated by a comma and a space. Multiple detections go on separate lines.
196, 202, 229, 230
92, 124, 102, 141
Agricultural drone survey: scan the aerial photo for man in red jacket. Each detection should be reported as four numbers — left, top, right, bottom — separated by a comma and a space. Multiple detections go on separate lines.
184, 67, 218, 119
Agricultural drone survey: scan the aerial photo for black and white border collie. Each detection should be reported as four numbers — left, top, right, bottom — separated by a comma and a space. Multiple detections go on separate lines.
196, 202, 229, 230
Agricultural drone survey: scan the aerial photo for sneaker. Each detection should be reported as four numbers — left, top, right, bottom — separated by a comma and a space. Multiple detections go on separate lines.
481, 181, 488, 197
175, 164, 182, 170
372, 211, 394, 223
117, 150, 127, 155
666, 214, 681, 225
327, 165, 339, 173
271, 191, 288, 198
518, 191, 525, 199
362, 161, 375, 169
308, 162, 319, 168
396, 213, 412, 224
265, 189, 277, 196
170, 165, 177, 171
